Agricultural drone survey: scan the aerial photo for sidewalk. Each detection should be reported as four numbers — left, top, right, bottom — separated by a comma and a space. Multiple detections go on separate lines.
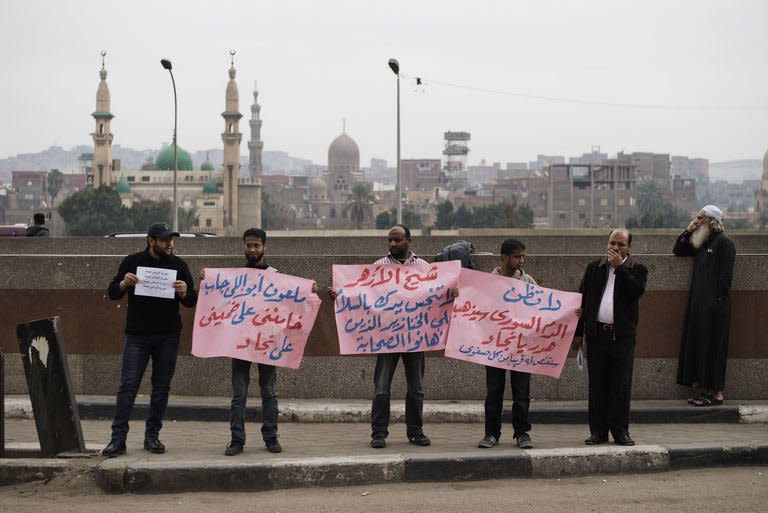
2, 397, 768, 493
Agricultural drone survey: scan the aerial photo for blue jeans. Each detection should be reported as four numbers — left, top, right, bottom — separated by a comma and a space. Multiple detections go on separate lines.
111, 332, 180, 441
230, 358, 278, 444
484, 366, 531, 440
371, 352, 425, 439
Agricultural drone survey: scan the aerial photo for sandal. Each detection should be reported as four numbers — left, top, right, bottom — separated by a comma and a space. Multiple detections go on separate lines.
692, 394, 723, 407
687, 395, 702, 405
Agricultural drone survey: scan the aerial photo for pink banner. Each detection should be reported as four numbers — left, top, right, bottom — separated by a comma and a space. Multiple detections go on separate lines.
444, 268, 582, 378
332, 261, 461, 354
192, 268, 321, 369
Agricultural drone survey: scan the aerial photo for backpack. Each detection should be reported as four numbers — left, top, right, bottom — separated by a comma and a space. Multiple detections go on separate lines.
433, 240, 476, 269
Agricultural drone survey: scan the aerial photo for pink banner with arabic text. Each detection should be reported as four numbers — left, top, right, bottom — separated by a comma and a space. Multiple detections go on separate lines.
332, 261, 461, 355
444, 268, 582, 378
192, 268, 321, 369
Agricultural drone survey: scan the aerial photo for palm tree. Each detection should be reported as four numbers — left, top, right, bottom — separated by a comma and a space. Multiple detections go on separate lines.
343, 183, 376, 229
177, 206, 199, 232
47, 169, 64, 207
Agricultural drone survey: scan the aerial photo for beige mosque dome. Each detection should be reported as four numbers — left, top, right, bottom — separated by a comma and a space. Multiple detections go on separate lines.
763, 148, 768, 180
310, 176, 328, 200
328, 132, 359, 173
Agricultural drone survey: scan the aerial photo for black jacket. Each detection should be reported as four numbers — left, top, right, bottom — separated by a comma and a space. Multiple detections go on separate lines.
107, 248, 197, 335
575, 256, 648, 340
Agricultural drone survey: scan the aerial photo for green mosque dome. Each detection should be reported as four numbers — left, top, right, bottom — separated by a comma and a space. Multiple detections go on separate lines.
155, 143, 194, 171
116, 179, 131, 195
200, 160, 215, 171
202, 178, 219, 194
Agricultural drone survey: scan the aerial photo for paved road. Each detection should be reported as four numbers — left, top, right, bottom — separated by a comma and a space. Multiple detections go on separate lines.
6, 418, 768, 457
1, 466, 766, 513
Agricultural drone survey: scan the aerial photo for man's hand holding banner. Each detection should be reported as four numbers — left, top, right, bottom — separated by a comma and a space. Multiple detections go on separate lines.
444, 268, 582, 378
192, 268, 321, 369
332, 261, 461, 354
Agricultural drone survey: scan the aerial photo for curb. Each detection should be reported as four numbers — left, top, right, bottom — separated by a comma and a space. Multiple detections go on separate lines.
5, 443, 763, 493
90, 444, 768, 493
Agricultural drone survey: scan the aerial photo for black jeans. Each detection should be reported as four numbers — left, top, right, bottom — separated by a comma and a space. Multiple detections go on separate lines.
586, 330, 636, 438
371, 352, 425, 439
111, 332, 180, 441
484, 366, 531, 439
230, 358, 278, 444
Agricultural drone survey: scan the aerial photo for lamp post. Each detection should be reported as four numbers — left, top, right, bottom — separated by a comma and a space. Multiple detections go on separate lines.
160, 58, 179, 232
388, 58, 402, 225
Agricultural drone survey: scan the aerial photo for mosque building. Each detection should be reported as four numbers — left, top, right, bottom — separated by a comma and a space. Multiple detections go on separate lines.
90, 53, 367, 233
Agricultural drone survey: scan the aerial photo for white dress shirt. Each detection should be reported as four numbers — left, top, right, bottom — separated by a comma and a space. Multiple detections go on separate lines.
597, 256, 627, 324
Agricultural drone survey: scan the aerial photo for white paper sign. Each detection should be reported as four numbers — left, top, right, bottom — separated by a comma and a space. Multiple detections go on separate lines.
135, 266, 177, 299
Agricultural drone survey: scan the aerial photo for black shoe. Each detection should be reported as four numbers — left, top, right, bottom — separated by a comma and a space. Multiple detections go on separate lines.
613, 433, 635, 446
225, 441, 244, 456
478, 434, 498, 448
370, 437, 386, 449
101, 439, 126, 458
143, 438, 166, 454
408, 433, 431, 446
265, 438, 282, 453
584, 434, 609, 445
515, 433, 533, 449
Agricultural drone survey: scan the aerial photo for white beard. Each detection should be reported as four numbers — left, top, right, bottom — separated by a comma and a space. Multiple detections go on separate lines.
691, 224, 710, 249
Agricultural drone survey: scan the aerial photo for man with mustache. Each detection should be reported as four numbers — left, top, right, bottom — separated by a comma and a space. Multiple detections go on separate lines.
573, 229, 647, 446
674, 205, 736, 407
102, 222, 198, 457
329, 224, 432, 449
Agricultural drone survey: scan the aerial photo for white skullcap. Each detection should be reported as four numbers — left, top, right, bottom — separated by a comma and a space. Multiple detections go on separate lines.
701, 204, 723, 221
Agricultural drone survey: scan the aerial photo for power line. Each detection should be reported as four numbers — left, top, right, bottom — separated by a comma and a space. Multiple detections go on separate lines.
403, 74, 768, 111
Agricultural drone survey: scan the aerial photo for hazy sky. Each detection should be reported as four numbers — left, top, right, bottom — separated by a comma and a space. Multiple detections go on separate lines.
1, 0, 766, 167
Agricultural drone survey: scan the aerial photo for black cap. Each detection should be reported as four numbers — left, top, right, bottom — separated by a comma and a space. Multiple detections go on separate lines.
147, 222, 180, 239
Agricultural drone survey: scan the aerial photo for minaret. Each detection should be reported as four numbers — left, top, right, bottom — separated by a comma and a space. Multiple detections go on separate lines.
91, 51, 114, 188
248, 81, 263, 180
221, 50, 243, 231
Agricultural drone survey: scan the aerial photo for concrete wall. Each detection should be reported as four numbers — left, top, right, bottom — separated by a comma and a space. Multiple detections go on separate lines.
0, 230, 766, 256
1, 233, 766, 400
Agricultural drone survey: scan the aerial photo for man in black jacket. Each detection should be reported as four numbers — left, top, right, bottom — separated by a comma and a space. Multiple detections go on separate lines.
573, 229, 647, 446
101, 222, 198, 457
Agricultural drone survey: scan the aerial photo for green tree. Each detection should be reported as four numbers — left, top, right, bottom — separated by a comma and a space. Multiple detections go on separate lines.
57, 186, 132, 235
375, 210, 393, 229
636, 179, 667, 216
435, 200, 455, 229
177, 206, 199, 232
343, 183, 376, 229
128, 199, 173, 231
375, 208, 422, 229
759, 211, 768, 229
262, 192, 294, 230
47, 169, 64, 207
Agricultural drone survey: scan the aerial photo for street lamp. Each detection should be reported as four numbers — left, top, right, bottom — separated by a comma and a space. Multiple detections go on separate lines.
160, 58, 179, 232
388, 58, 402, 225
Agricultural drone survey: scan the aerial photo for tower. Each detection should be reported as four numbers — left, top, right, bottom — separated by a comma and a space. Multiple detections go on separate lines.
221, 51, 243, 231
91, 51, 114, 188
248, 81, 263, 179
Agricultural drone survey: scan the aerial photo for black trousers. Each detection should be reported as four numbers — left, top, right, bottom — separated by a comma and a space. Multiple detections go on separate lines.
371, 352, 425, 439
586, 329, 635, 438
484, 366, 531, 439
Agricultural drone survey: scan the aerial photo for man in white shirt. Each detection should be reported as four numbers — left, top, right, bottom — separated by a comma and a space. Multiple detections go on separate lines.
572, 230, 647, 446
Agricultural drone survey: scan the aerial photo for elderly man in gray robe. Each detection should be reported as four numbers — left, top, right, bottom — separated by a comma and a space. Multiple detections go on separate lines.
673, 205, 736, 407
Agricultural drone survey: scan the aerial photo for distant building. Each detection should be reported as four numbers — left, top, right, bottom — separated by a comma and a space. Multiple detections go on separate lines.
401, 159, 444, 191
528, 154, 565, 171
754, 150, 768, 218
547, 162, 637, 228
